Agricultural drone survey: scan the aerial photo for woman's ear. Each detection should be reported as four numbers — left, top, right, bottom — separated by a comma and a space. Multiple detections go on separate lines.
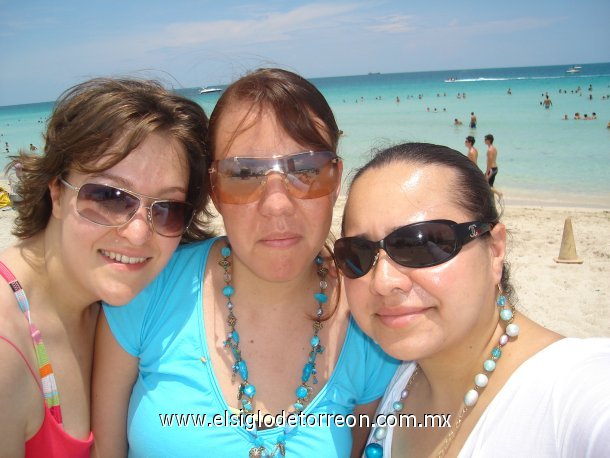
489, 223, 507, 284
49, 178, 63, 219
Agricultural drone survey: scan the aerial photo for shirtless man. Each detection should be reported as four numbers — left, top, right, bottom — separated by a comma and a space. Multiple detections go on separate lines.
470, 112, 477, 128
543, 95, 552, 109
465, 135, 478, 166
485, 134, 498, 186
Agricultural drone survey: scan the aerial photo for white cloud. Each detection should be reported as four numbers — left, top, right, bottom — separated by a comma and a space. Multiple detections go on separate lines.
365, 15, 416, 34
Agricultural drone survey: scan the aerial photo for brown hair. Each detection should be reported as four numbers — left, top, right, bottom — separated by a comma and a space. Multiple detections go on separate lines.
208, 68, 340, 159
8, 78, 214, 242
343, 142, 515, 303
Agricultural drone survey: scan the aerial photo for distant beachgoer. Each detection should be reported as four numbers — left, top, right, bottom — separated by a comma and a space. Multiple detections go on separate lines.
592, 112, 597, 119
584, 114, 589, 120
465, 136, 478, 166
574, 112, 581, 120
29, 143, 38, 152
543, 96, 552, 109
396, 96, 400, 103
470, 112, 477, 129
507, 88, 512, 95
485, 134, 498, 187
563, 114, 568, 120
454, 118, 463, 126
607, 121, 610, 129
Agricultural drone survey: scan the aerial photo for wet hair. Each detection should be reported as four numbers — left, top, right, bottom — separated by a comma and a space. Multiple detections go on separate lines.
7, 78, 213, 242
484, 134, 494, 143
208, 67, 340, 159
466, 135, 475, 145
343, 142, 515, 303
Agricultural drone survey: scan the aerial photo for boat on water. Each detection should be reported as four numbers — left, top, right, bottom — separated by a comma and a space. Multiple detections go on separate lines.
199, 87, 223, 94
566, 66, 582, 74
444, 77, 457, 83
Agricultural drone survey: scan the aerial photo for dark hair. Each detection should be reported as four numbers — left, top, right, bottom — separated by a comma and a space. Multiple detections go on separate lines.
208, 68, 340, 159
343, 142, 514, 302
466, 136, 475, 145
484, 134, 494, 143
7, 78, 214, 242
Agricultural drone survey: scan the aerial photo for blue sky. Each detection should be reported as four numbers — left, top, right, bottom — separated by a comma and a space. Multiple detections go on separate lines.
1, 0, 609, 106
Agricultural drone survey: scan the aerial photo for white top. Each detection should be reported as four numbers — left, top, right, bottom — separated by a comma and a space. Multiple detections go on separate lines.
367, 338, 610, 457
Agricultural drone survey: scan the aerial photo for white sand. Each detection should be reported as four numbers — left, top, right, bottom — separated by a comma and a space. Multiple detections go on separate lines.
2, 191, 607, 338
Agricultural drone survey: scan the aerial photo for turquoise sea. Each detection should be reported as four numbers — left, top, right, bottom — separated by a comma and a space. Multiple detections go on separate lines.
2, 63, 609, 207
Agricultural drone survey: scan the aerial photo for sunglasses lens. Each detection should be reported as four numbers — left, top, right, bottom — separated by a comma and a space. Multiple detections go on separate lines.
151, 201, 193, 237
76, 183, 191, 237
334, 238, 377, 279
387, 222, 457, 267
212, 152, 339, 204
77, 183, 139, 226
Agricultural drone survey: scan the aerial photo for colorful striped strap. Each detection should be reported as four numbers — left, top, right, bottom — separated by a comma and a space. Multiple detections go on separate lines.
0, 261, 63, 426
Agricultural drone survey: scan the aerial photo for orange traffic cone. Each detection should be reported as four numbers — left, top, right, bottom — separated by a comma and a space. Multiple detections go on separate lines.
554, 217, 583, 264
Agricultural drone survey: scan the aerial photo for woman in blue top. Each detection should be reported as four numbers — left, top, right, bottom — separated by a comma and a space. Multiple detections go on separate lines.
93, 68, 398, 457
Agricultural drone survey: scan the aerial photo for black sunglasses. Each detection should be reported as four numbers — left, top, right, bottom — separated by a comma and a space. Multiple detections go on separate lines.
334, 219, 494, 279
60, 178, 194, 237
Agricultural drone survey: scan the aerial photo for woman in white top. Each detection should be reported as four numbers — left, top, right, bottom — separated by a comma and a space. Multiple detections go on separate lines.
334, 142, 610, 457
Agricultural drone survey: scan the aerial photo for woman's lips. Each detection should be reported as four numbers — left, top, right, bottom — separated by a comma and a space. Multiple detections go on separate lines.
259, 233, 301, 248
376, 307, 430, 329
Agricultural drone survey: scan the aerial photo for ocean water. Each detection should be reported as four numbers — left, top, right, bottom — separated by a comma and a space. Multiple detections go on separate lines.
2, 63, 609, 205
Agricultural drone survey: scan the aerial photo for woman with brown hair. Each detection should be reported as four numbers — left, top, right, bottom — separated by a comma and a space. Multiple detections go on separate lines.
0, 77, 212, 457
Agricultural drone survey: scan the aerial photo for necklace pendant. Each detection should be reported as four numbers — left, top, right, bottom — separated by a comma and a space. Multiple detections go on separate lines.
249, 447, 265, 458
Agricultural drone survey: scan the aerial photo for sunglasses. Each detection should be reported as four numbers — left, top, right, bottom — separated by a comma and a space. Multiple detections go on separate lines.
59, 178, 193, 237
334, 219, 494, 279
209, 151, 341, 204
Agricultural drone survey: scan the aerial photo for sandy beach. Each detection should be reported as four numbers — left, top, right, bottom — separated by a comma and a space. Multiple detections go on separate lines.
1, 186, 607, 338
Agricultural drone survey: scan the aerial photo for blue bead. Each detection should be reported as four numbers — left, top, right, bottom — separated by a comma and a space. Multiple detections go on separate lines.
315, 255, 324, 265
241, 399, 253, 412
314, 292, 328, 303
232, 330, 240, 344
223, 285, 234, 297
302, 362, 314, 383
221, 246, 231, 257
484, 359, 496, 372
492, 347, 502, 359
500, 309, 513, 321
294, 402, 304, 411
243, 384, 256, 397
365, 443, 384, 458
310, 336, 320, 347
392, 401, 404, 412
296, 386, 308, 399
238, 360, 248, 381
497, 295, 506, 306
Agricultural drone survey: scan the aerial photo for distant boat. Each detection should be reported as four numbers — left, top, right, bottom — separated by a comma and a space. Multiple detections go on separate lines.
199, 87, 223, 94
566, 66, 582, 74
444, 77, 457, 83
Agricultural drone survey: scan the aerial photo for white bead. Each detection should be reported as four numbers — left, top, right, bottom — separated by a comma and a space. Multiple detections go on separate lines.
506, 323, 520, 337
400, 389, 408, 399
474, 373, 489, 388
374, 426, 388, 440
464, 389, 479, 407
499, 334, 509, 346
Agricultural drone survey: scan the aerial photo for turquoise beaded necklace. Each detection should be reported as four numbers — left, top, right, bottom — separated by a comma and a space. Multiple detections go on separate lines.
219, 240, 329, 457
365, 291, 520, 458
